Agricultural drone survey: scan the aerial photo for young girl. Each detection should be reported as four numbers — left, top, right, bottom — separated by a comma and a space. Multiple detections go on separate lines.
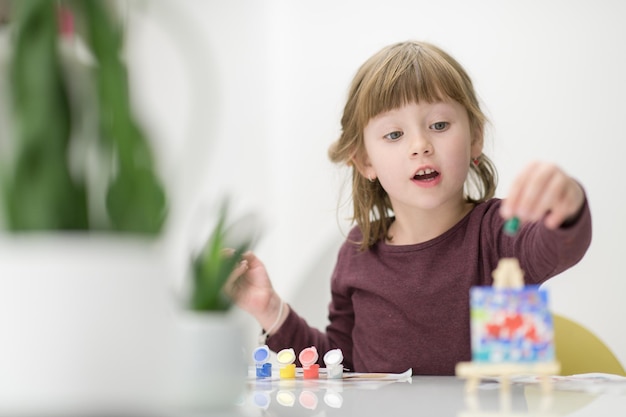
225, 40, 592, 375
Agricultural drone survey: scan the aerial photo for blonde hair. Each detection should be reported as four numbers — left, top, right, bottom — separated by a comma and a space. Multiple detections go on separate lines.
328, 41, 497, 251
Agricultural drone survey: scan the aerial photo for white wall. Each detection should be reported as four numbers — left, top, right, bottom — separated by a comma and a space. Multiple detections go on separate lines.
128, 0, 626, 367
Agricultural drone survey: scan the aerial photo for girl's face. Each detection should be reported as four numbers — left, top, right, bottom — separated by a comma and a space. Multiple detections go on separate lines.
361, 100, 482, 215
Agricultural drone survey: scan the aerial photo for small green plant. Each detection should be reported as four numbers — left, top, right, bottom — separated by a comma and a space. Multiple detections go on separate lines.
189, 202, 255, 311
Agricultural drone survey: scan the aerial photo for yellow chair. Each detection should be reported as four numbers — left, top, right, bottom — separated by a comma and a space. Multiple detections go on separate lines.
553, 313, 626, 376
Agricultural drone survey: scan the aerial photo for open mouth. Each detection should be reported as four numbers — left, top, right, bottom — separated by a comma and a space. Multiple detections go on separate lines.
413, 168, 440, 181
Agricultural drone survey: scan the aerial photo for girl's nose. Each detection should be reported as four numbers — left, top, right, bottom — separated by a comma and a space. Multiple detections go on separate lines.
409, 134, 433, 157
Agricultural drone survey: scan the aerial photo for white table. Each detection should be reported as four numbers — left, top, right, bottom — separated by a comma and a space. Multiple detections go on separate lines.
218, 374, 626, 416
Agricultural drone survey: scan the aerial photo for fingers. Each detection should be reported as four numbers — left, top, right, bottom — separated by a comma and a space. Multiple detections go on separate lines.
220, 247, 246, 295
500, 161, 551, 220
500, 162, 584, 230
222, 257, 249, 298
543, 179, 584, 229
240, 251, 261, 268
221, 250, 275, 313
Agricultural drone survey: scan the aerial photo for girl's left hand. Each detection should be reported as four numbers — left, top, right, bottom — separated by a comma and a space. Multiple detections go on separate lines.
500, 161, 585, 230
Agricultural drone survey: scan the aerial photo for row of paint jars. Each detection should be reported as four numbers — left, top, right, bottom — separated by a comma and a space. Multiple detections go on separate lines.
253, 345, 344, 379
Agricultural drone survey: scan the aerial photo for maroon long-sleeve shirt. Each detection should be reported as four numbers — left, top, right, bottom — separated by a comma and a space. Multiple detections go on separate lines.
267, 198, 592, 375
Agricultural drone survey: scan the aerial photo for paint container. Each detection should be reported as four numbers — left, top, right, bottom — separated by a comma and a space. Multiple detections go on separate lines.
324, 389, 344, 408
252, 390, 271, 409
323, 348, 344, 379
253, 345, 272, 378
299, 390, 319, 410
276, 348, 296, 379
276, 390, 296, 407
299, 346, 320, 379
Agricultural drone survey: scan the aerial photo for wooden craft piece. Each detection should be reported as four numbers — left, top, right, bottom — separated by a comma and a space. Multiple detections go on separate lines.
456, 258, 560, 394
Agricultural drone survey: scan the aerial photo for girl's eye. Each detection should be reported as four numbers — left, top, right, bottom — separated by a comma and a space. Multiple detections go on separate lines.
430, 121, 449, 131
383, 131, 403, 141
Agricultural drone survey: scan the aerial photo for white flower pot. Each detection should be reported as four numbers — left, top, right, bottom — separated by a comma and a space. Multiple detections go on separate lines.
168, 310, 247, 412
0, 234, 248, 414
0, 234, 176, 414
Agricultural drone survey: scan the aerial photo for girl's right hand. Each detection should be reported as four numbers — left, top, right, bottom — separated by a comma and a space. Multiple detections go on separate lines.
223, 251, 287, 333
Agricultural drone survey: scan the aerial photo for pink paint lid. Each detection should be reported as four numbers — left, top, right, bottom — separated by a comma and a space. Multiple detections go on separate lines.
298, 346, 318, 367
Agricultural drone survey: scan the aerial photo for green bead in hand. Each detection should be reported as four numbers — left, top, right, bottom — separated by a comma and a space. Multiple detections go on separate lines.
503, 216, 520, 236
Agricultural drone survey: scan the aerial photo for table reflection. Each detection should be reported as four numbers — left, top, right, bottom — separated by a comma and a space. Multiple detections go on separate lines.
238, 374, 614, 417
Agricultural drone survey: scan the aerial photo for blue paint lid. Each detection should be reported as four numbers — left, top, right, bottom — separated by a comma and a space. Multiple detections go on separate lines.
253, 344, 271, 364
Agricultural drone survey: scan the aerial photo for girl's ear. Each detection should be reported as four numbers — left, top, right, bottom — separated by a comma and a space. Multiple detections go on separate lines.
471, 126, 484, 158
351, 152, 375, 181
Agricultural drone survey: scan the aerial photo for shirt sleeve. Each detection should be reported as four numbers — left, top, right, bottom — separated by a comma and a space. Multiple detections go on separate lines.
266, 237, 357, 369
504, 194, 592, 284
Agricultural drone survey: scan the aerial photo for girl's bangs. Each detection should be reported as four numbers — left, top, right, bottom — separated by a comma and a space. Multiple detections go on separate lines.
357, 47, 466, 125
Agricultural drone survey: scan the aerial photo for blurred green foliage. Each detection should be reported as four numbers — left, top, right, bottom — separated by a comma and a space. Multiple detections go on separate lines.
190, 201, 253, 311
3, 1, 258, 310
3, 0, 167, 233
